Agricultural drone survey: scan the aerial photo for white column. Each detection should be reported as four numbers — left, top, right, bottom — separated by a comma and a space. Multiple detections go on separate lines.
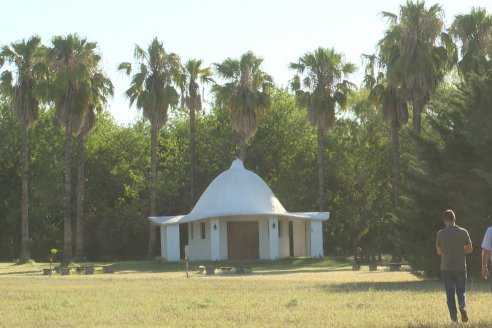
310, 220, 324, 258
268, 216, 279, 260
166, 224, 180, 262
160, 226, 167, 260
210, 218, 220, 261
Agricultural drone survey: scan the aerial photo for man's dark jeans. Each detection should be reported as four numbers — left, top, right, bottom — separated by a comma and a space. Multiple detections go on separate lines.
441, 270, 467, 321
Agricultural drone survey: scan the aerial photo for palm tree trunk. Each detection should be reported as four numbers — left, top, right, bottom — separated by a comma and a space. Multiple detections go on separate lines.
63, 127, 73, 265
189, 107, 196, 210
317, 125, 325, 212
147, 123, 158, 259
239, 136, 246, 161
19, 122, 30, 263
391, 119, 400, 208
391, 119, 402, 256
412, 99, 422, 135
75, 134, 85, 260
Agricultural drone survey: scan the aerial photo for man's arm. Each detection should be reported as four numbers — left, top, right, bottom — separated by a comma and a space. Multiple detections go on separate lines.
464, 230, 473, 254
482, 249, 490, 279
481, 228, 492, 279
436, 231, 442, 255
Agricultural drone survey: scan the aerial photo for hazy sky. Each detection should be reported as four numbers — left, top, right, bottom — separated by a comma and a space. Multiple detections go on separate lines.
2, 0, 491, 124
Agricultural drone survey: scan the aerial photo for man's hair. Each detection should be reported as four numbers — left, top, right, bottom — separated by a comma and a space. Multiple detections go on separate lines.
443, 209, 456, 221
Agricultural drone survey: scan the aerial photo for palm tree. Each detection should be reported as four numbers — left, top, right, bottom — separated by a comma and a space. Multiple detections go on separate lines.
213, 51, 273, 161
289, 47, 355, 211
450, 7, 492, 79
118, 38, 181, 259
181, 59, 213, 207
363, 54, 408, 208
46, 34, 102, 264
379, 1, 455, 134
0, 36, 44, 263
75, 69, 113, 261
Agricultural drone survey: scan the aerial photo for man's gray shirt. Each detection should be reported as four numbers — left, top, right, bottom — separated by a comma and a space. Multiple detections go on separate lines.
436, 225, 471, 271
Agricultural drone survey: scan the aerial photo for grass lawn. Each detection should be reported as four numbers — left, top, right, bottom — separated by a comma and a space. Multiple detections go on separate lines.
0, 259, 491, 327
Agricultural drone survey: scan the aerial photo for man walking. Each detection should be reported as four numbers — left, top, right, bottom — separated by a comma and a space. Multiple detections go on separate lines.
436, 209, 473, 323
481, 212, 492, 290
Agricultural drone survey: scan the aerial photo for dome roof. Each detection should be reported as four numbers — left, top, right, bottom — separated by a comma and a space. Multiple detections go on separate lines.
150, 159, 329, 225
185, 159, 286, 221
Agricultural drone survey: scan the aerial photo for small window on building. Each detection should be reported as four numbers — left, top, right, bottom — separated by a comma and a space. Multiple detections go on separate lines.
278, 221, 282, 238
190, 222, 194, 240
200, 222, 206, 239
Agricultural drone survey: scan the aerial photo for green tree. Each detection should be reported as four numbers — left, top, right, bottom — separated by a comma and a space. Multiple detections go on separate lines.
0, 36, 45, 262
118, 38, 181, 258
45, 34, 102, 264
213, 51, 273, 161
363, 54, 408, 208
450, 7, 492, 79
289, 47, 355, 211
379, 0, 455, 134
74, 61, 113, 260
180, 59, 213, 207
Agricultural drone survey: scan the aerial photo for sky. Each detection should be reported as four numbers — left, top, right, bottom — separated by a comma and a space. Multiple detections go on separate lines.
2, 0, 491, 124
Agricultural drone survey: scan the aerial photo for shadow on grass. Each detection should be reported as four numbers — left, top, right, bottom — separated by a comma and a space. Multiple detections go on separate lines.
110, 257, 349, 274
252, 268, 351, 276
407, 321, 492, 328
324, 280, 492, 294
324, 280, 442, 293
0, 270, 42, 276
111, 261, 184, 273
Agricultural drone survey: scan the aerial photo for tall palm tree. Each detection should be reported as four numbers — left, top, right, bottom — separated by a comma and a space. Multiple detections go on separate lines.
0, 36, 44, 263
379, 1, 455, 134
75, 69, 113, 261
181, 59, 213, 207
118, 38, 181, 259
450, 7, 492, 79
46, 34, 102, 264
213, 51, 273, 161
363, 54, 408, 208
289, 47, 355, 211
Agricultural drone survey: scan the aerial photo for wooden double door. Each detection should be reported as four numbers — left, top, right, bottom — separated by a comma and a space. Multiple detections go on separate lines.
227, 221, 259, 260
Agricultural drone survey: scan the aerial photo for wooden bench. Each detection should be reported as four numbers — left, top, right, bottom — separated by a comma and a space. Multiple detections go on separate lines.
234, 266, 252, 274
352, 263, 378, 271
205, 266, 215, 275
219, 266, 233, 273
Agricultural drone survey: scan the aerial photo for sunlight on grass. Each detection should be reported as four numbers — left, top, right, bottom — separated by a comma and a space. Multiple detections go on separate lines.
0, 260, 491, 327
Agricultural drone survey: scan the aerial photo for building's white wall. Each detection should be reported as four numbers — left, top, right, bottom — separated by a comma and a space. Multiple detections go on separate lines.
187, 221, 211, 261
160, 226, 167, 259
310, 220, 324, 257
166, 224, 180, 262
210, 218, 220, 261
268, 216, 279, 259
305, 221, 311, 256
293, 220, 307, 256
219, 218, 228, 259
259, 218, 270, 259
278, 218, 290, 258
175, 215, 324, 261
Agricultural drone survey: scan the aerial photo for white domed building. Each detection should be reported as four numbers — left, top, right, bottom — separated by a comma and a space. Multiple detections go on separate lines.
149, 159, 330, 261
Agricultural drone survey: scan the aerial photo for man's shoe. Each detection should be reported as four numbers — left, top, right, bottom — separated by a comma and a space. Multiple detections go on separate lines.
459, 307, 468, 323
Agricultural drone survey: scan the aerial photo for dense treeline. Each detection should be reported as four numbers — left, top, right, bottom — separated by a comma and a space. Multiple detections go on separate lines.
0, 2, 492, 277
0, 90, 396, 261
